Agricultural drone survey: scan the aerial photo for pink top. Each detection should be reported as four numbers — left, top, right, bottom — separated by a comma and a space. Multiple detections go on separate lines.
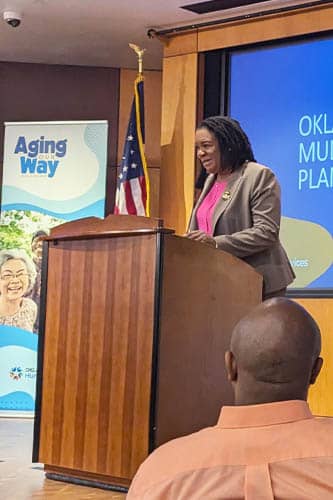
196, 181, 227, 235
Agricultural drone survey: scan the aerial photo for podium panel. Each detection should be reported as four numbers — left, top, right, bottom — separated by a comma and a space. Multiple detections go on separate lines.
33, 215, 262, 491
155, 234, 262, 446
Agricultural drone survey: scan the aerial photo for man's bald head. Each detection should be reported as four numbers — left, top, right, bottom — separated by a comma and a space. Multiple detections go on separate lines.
225, 298, 323, 405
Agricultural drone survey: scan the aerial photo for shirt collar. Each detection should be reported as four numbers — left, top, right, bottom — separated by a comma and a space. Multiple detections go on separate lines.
218, 400, 313, 428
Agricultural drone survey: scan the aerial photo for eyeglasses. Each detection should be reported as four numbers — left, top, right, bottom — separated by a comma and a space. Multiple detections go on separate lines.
0, 272, 30, 281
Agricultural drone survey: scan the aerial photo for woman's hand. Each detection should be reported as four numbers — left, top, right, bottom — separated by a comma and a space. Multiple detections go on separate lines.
185, 230, 217, 248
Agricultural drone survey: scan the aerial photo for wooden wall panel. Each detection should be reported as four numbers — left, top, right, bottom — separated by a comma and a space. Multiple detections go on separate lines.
198, 4, 333, 52
296, 299, 333, 417
0, 62, 119, 167
39, 235, 157, 480
159, 53, 198, 234
117, 68, 162, 218
163, 31, 198, 58
147, 167, 161, 220
198, 5, 333, 52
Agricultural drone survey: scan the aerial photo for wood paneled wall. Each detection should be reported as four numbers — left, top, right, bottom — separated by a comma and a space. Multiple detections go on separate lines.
297, 299, 333, 416
198, 4, 333, 52
159, 54, 198, 234
117, 69, 162, 218
160, 2, 333, 415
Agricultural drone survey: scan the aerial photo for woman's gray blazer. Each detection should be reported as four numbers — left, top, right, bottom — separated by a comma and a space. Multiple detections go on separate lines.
188, 161, 295, 295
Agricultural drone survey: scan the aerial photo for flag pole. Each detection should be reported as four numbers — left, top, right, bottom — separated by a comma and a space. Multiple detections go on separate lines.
128, 43, 151, 216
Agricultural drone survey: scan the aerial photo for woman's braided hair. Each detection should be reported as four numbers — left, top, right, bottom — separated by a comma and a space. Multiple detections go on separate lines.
198, 116, 255, 172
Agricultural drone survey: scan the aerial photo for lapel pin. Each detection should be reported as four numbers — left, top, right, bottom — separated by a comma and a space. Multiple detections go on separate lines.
222, 190, 231, 201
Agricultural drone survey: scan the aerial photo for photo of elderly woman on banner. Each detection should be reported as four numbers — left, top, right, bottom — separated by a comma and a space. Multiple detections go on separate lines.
0, 248, 37, 331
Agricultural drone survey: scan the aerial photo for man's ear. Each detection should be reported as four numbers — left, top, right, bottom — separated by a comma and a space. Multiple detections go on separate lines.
310, 357, 323, 385
225, 351, 237, 382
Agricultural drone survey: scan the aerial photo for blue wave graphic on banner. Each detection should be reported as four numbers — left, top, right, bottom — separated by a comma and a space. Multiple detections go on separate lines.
0, 325, 38, 349
0, 391, 34, 410
2, 186, 105, 217
1, 199, 105, 220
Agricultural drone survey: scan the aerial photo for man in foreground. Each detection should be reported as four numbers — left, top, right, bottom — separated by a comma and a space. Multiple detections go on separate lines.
127, 298, 333, 499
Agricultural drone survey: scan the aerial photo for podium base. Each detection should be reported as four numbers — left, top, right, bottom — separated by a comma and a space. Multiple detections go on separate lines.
45, 464, 130, 492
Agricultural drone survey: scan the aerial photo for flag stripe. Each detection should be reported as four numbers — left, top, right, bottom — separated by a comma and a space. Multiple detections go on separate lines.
130, 178, 145, 216
139, 175, 147, 208
117, 184, 128, 214
124, 181, 137, 215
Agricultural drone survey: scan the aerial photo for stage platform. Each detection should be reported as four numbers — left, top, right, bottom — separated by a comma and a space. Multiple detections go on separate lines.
0, 418, 126, 500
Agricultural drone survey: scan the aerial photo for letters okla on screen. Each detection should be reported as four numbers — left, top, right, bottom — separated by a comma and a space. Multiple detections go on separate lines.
298, 113, 333, 190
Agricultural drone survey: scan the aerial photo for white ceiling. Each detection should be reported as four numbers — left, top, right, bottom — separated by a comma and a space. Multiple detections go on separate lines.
0, 0, 320, 70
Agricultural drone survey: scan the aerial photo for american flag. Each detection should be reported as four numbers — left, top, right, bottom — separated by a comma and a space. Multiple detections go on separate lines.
114, 76, 150, 216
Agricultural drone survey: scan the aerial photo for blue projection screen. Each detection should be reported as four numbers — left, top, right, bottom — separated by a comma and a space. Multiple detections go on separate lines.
229, 36, 333, 294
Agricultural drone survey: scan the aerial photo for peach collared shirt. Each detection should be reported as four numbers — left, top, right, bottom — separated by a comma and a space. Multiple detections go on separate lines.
127, 401, 333, 499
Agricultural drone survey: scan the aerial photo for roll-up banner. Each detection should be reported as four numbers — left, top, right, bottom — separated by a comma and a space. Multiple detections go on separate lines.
0, 120, 108, 415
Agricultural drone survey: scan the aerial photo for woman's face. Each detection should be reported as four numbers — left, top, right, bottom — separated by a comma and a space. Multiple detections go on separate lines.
195, 127, 221, 175
0, 259, 30, 301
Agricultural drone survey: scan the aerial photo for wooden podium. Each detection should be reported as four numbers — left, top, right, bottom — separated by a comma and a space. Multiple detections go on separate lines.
33, 215, 262, 491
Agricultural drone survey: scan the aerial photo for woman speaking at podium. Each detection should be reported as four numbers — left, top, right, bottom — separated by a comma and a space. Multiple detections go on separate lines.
186, 116, 295, 300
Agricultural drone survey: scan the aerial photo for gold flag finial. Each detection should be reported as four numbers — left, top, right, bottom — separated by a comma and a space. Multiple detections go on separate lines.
129, 43, 146, 76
